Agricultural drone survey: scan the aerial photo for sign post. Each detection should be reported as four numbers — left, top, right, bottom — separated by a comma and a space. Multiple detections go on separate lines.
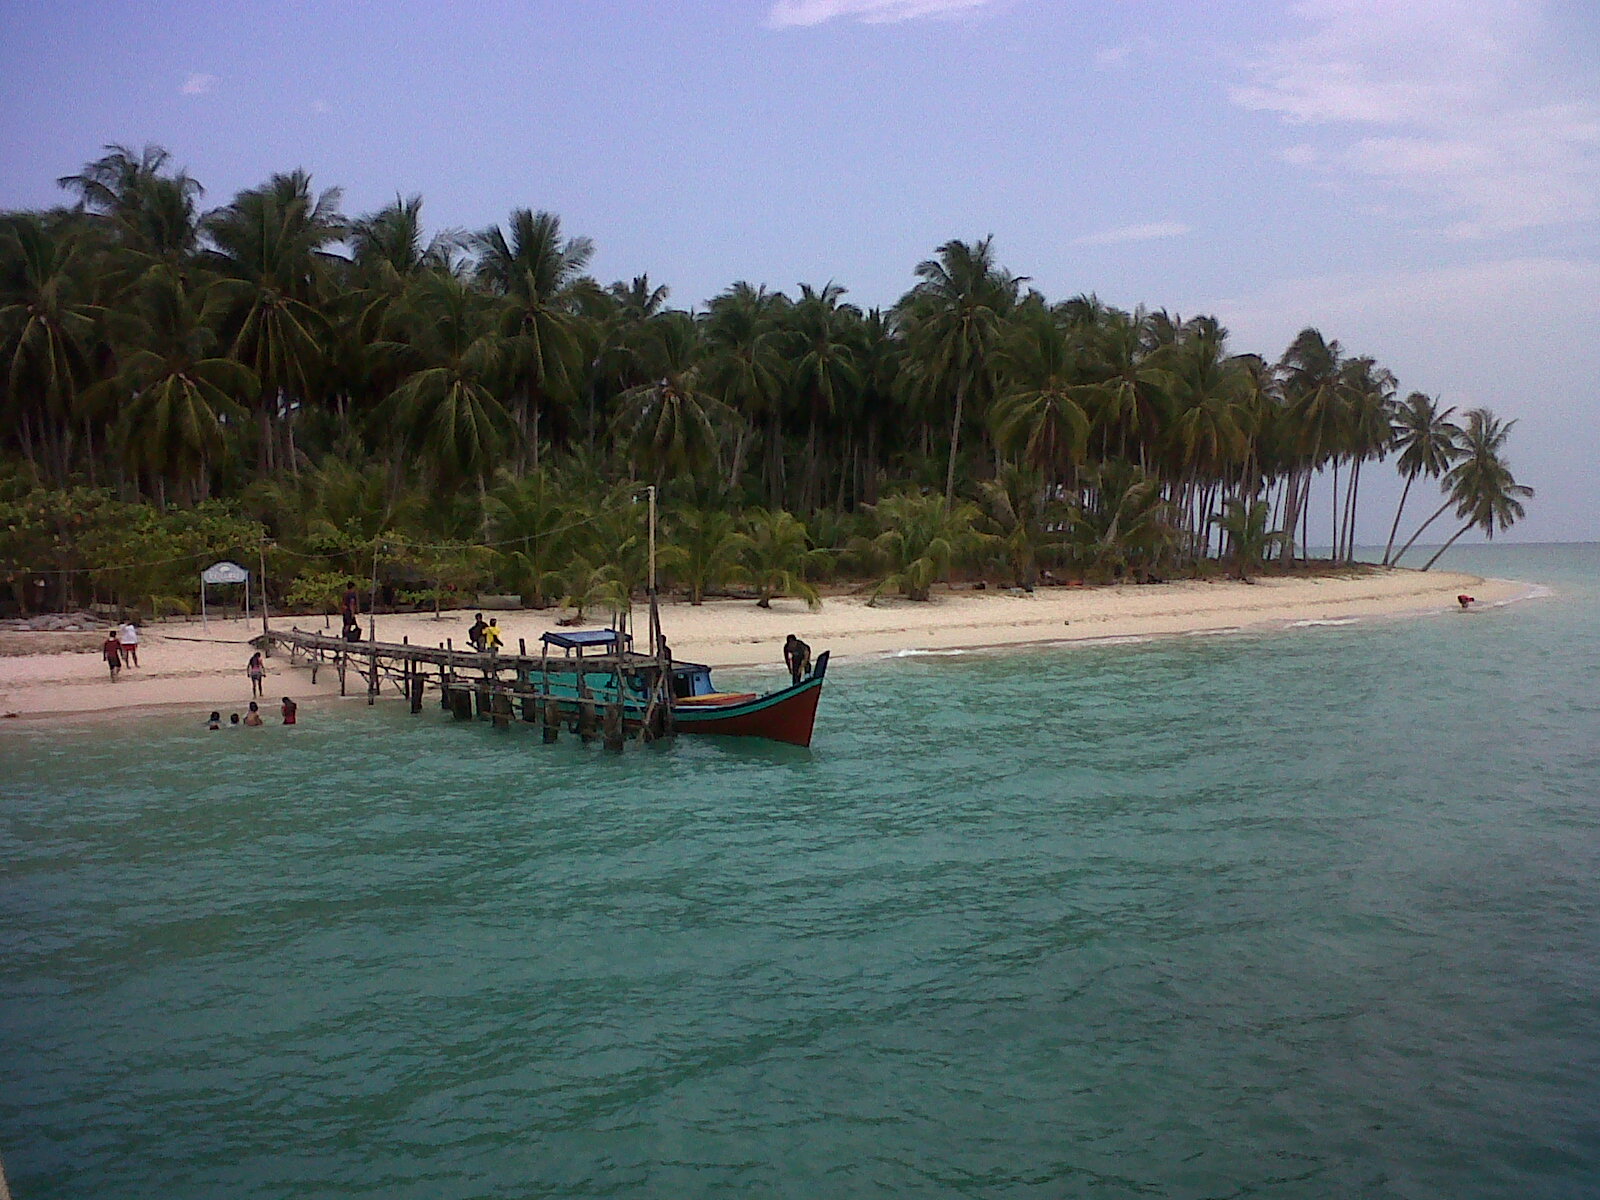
200, 561, 251, 630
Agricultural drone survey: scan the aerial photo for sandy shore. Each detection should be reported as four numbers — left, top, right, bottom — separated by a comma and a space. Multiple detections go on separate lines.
0, 568, 1531, 722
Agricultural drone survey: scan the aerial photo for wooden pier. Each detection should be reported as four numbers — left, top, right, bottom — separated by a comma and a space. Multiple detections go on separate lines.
268, 626, 676, 746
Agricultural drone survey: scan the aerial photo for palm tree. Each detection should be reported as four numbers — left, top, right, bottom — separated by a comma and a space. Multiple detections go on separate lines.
0, 213, 105, 483
899, 237, 1022, 507
661, 507, 751, 604
703, 282, 788, 502
611, 311, 731, 484
978, 464, 1062, 589
855, 490, 988, 603
1381, 393, 1461, 565
371, 271, 517, 495
991, 305, 1091, 490
742, 508, 824, 609
472, 208, 595, 466
203, 169, 345, 475
1274, 327, 1344, 561
1210, 496, 1287, 582
785, 282, 862, 512
487, 468, 571, 608
58, 143, 204, 275
89, 267, 256, 503
1418, 408, 1533, 570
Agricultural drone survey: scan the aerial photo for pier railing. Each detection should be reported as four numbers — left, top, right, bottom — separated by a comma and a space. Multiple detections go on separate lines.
268, 627, 675, 747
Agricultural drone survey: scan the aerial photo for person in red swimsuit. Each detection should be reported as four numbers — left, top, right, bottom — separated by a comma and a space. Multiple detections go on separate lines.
280, 696, 298, 725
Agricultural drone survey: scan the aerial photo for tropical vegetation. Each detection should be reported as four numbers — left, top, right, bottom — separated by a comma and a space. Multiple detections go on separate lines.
0, 145, 1534, 617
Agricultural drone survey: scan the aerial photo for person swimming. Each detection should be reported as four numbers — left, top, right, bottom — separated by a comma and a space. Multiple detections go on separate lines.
207, 711, 221, 730
243, 701, 263, 727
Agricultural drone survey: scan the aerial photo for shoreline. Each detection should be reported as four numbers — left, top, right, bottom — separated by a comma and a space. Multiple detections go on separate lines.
0, 568, 1535, 724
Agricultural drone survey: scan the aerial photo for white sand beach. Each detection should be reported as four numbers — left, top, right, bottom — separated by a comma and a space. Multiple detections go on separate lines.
0, 568, 1530, 722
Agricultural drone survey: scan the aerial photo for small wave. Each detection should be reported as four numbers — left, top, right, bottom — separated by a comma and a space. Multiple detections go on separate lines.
1071, 635, 1153, 647
884, 648, 969, 658
1184, 627, 1241, 637
1287, 618, 1359, 628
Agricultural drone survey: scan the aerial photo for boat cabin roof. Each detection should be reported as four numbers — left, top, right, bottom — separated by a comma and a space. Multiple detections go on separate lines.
541, 629, 632, 652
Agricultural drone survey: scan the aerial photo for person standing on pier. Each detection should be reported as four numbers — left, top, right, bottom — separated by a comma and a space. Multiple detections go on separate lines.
340, 581, 360, 637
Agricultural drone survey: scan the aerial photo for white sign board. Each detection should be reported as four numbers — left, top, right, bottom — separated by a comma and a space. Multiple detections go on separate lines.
202, 561, 250, 585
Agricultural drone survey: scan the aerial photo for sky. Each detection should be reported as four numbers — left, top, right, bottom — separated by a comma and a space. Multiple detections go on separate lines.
2, 0, 1596, 542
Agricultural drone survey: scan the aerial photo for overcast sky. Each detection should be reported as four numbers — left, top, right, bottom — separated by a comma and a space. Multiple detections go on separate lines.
2, 0, 1595, 542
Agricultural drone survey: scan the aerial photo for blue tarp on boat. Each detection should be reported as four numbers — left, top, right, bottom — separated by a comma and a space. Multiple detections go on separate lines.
541, 629, 631, 651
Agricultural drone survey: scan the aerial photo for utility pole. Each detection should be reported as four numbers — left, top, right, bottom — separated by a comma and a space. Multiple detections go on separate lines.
369, 540, 381, 642
258, 537, 271, 644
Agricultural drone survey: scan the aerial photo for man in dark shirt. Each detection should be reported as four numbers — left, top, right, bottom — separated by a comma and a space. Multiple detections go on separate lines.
783, 633, 811, 685
468, 613, 487, 652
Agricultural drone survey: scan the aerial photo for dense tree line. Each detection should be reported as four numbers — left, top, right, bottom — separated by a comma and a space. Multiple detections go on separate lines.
0, 145, 1533, 616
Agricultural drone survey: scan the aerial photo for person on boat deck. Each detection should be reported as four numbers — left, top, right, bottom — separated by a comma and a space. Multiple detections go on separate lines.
784, 633, 812, 685
468, 613, 487, 651
483, 618, 504, 652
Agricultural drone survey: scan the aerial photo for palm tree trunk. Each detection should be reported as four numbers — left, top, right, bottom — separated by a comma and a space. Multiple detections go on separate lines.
1421, 523, 1472, 571
1382, 474, 1416, 565
944, 378, 965, 510
1391, 495, 1454, 566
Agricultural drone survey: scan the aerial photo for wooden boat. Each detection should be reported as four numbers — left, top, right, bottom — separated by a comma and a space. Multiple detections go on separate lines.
530, 630, 830, 748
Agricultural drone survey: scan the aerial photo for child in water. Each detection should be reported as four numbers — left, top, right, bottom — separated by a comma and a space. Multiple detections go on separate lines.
280, 696, 298, 725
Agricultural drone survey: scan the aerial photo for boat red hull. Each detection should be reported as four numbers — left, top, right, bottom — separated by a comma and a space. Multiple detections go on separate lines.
671, 653, 829, 747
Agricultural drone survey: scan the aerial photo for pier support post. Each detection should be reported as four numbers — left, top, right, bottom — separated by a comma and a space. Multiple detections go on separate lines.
410, 670, 425, 713
603, 702, 625, 753
450, 688, 473, 721
491, 691, 512, 731
542, 699, 560, 743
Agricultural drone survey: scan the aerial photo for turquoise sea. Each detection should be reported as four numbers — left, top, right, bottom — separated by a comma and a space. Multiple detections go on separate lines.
3, 544, 1598, 1199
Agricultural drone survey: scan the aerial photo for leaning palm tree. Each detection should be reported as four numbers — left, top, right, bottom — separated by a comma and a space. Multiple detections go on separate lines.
1381, 392, 1461, 565
898, 237, 1022, 507
1419, 409, 1533, 570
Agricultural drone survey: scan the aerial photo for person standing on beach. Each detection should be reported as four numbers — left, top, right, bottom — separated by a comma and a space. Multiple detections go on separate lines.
118, 620, 140, 667
483, 618, 504, 652
280, 696, 298, 725
103, 631, 123, 680
783, 633, 811, 685
468, 613, 487, 652
246, 651, 266, 697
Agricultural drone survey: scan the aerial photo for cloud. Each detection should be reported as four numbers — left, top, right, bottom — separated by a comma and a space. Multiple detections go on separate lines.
767, 0, 994, 28
1073, 221, 1191, 247
180, 72, 217, 96
1231, 0, 1600, 237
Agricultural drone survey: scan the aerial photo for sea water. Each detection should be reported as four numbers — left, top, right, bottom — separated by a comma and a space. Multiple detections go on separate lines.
2, 544, 1597, 1199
